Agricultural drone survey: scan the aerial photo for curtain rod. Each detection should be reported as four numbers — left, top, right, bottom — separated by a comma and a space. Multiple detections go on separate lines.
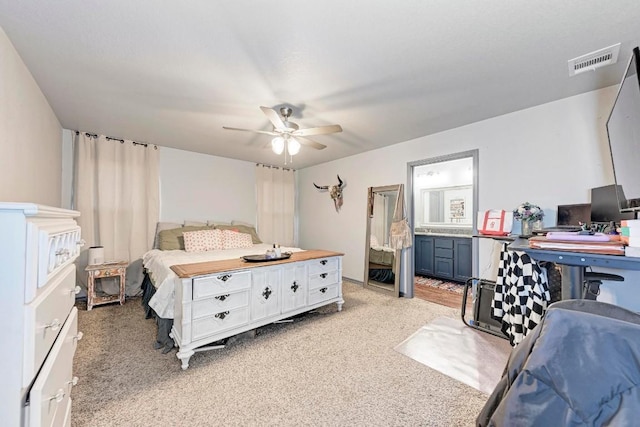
74, 130, 156, 149
256, 163, 295, 171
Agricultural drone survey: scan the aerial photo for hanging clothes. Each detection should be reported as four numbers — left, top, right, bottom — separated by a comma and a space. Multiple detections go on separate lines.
389, 184, 412, 249
491, 243, 551, 346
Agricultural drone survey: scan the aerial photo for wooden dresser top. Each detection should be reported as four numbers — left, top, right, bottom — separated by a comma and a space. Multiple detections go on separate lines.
170, 249, 344, 278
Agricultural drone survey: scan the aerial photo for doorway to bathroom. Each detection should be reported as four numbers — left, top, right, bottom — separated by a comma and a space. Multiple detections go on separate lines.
407, 150, 478, 305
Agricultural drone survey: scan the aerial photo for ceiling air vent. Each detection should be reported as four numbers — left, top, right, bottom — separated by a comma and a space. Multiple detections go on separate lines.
568, 43, 621, 76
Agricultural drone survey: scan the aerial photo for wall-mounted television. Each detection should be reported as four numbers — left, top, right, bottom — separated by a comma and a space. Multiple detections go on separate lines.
606, 46, 640, 215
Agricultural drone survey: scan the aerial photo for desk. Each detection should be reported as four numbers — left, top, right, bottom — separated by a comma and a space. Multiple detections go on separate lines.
508, 238, 640, 300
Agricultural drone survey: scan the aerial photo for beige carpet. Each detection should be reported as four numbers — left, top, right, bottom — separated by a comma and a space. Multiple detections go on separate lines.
71, 281, 495, 427
394, 317, 511, 394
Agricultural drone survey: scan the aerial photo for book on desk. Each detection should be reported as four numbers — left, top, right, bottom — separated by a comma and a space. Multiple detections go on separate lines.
528, 232, 625, 256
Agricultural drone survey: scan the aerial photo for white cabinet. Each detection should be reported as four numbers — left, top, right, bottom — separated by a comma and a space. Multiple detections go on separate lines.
173, 253, 343, 369
0, 203, 83, 427
281, 263, 307, 313
251, 266, 282, 321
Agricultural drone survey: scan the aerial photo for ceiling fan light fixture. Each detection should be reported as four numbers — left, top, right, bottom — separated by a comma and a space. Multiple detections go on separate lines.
287, 137, 301, 155
271, 137, 284, 155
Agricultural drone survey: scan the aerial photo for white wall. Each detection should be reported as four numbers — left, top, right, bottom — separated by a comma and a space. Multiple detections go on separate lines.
298, 86, 640, 312
159, 147, 257, 225
0, 26, 62, 206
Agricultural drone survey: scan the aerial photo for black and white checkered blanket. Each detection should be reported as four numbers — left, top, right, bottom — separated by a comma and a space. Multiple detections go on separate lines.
492, 243, 551, 346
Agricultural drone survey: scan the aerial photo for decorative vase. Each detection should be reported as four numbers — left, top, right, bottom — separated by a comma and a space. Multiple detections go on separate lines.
532, 219, 543, 232
521, 220, 533, 236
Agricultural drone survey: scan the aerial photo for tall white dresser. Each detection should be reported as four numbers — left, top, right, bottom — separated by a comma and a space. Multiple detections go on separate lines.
0, 203, 83, 427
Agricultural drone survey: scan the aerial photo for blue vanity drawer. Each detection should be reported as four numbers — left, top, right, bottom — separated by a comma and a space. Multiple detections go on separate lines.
434, 238, 454, 249
435, 247, 453, 258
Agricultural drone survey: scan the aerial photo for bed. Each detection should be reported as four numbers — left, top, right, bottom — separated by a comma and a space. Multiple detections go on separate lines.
368, 245, 396, 284
142, 223, 344, 369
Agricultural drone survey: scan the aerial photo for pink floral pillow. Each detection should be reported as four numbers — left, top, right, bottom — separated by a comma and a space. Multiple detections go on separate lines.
221, 229, 253, 249
183, 229, 223, 252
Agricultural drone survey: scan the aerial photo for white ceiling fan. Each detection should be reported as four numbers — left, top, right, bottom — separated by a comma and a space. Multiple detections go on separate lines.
223, 106, 342, 160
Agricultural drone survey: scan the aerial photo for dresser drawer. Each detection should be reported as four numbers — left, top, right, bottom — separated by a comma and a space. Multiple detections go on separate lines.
191, 306, 250, 341
25, 219, 82, 303
192, 290, 250, 320
309, 270, 340, 290
23, 264, 77, 387
308, 257, 339, 275
28, 307, 80, 427
309, 283, 340, 305
192, 271, 251, 300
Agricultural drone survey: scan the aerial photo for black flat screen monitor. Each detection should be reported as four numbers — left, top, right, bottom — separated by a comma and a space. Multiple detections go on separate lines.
557, 203, 591, 226
606, 46, 640, 214
590, 185, 635, 223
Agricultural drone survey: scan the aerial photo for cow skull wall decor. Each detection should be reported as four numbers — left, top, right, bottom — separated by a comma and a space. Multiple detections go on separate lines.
314, 175, 345, 212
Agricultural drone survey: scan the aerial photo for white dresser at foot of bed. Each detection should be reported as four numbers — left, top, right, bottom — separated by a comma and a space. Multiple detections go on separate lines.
170, 251, 343, 369
0, 203, 84, 427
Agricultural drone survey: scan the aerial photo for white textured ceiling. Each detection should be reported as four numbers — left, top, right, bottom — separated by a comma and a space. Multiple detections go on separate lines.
1, 1, 640, 168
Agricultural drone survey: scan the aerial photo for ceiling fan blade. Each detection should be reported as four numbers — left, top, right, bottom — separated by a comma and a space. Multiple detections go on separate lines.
260, 106, 287, 130
222, 126, 277, 136
296, 136, 327, 150
292, 124, 343, 137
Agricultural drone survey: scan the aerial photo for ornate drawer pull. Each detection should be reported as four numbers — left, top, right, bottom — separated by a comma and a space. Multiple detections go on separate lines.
48, 389, 65, 403
320, 273, 328, 279
217, 274, 232, 282
104, 270, 112, 276
77, 239, 86, 247
45, 319, 61, 332
70, 286, 81, 295
262, 286, 272, 300
55, 248, 69, 256
291, 281, 299, 292
320, 260, 328, 265
215, 311, 230, 320
74, 332, 84, 343
67, 377, 79, 387
215, 294, 230, 301
320, 287, 328, 294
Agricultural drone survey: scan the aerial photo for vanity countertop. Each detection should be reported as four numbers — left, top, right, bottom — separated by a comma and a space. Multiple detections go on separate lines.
415, 227, 473, 238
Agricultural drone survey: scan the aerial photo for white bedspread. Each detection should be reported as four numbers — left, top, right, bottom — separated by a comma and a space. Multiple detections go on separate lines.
143, 244, 303, 319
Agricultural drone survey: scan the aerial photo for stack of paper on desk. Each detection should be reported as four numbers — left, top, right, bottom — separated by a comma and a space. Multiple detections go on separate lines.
529, 233, 625, 255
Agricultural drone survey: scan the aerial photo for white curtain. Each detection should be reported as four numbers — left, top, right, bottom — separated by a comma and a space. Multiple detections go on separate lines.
73, 133, 160, 295
256, 165, 295, 247
372, 193, 386, 245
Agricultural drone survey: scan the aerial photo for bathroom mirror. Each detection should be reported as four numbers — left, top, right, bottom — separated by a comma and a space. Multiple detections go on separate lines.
414, 157, 474, 230
364, 184, 401, 297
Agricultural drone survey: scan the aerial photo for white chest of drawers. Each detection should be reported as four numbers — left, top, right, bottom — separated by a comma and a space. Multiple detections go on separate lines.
0, 203, 83, 427
170, 250, 343, 370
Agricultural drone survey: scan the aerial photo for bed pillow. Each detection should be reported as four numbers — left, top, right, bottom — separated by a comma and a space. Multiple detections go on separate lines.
183, 229, 224, 252
207, 220, 232, 227
217, 224, 262, 244
370, 235, 380, 247
157, 225, 212, 250
221, 229, 254, 249
153, 222, 183, 249
231, 220, 255, 227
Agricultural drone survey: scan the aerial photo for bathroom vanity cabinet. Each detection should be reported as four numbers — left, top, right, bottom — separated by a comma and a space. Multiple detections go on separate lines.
415, 235, 472, 283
